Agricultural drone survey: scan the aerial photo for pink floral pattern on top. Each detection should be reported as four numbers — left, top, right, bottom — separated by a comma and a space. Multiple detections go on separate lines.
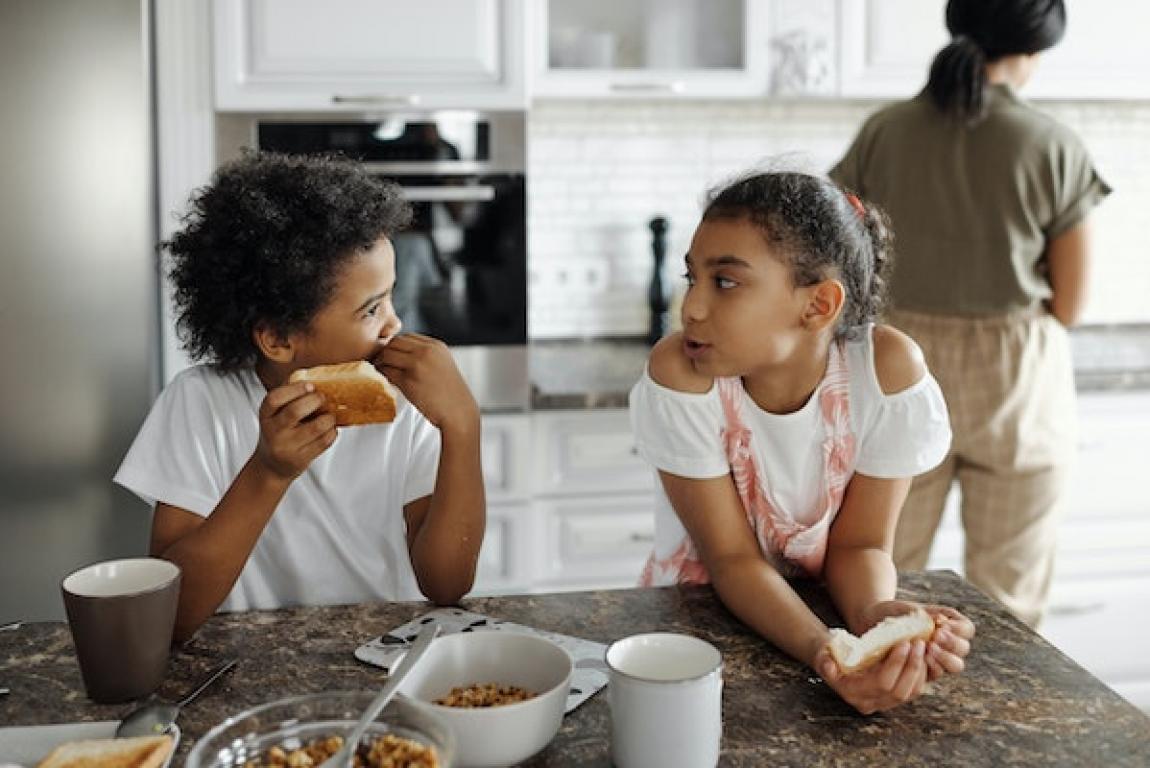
640, 341, 856, 586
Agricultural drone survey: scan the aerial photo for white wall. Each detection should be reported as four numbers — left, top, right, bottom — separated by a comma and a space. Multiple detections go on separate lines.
527, 99, 1150, 339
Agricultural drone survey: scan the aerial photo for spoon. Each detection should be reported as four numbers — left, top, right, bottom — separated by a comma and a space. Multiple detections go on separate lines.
319, 623, 440, 768
116, 659, 237, 738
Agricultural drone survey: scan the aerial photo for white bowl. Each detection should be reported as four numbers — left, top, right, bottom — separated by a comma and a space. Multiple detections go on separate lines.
397, 632, 573, 768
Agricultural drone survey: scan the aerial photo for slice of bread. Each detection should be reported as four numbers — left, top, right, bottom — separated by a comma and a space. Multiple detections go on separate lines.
289, 361, 398, 426
36, 734, 174, 768
826, 608, 937, 674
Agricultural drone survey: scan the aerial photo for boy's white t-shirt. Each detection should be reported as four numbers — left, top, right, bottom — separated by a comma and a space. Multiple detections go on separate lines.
629, 326, 951, 563
114, 364, 440, 611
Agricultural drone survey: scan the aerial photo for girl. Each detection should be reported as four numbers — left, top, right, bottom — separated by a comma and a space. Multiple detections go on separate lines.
115, 152, 485, 640
629, 171, 974, 714
830, 0, 1109, 628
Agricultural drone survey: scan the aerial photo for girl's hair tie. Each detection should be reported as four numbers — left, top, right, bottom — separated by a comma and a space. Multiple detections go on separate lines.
845, 192, 866, 220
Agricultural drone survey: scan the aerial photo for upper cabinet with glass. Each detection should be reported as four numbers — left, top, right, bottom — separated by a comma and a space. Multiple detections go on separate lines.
838, 0, 1150, 100
212, 0, 527, 111
533, 0, 770, 99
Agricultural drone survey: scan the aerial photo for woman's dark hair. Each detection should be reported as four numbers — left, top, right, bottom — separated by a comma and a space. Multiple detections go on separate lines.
926, 0, 1066, 121
166, 151, 412, 371
703, 172, 894, 340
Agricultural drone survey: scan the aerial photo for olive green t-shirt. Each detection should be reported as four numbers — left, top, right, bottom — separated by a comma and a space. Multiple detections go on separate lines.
830, 84, 1111, 315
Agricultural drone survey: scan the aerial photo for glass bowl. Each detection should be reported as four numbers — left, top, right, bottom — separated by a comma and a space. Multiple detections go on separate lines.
185, 690, 455, 768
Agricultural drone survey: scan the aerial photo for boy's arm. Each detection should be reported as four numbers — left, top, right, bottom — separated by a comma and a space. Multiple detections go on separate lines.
403, 414, 485, 604
377, 333, 485, 605
151, 381, 335, 640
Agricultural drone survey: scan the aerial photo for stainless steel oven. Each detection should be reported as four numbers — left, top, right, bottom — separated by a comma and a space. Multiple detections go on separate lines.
216, 111, 529, 410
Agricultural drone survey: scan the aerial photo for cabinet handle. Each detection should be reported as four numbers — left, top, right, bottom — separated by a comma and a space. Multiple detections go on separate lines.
629, 532, 655, 544
331, 93, 422, 106
608, 81, 685, 94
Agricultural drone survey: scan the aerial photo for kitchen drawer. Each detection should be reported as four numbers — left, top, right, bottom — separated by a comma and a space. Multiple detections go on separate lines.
481, 414, 531, 502
534, 494, 654, 590
532, 409, 651, 496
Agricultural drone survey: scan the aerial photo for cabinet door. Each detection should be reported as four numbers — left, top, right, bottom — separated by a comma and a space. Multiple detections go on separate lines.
532, 0, 770, 99
839, 0, 1150, 101
472, 502, 534, 596
534, 494, 655, 590
481, 414, 531, 503
838, 0, 946, 98
1027, 1, 1150, 100
213, 0, 526, 110
532, 409, 651, 496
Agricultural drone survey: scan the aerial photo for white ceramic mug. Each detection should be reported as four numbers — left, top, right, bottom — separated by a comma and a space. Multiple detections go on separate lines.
606, 632, 722, 768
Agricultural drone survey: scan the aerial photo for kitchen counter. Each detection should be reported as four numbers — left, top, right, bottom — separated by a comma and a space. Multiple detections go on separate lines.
529, 324, 1150, 409
3, 571, 1148, 766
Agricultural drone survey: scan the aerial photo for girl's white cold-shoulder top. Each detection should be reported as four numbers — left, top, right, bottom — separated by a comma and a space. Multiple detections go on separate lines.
628, 325, 952, 585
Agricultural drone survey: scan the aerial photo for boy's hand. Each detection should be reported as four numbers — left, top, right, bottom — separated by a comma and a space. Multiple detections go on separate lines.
373, 333, 479, 432
814, 638, 929, 715
255, 381, 338, 481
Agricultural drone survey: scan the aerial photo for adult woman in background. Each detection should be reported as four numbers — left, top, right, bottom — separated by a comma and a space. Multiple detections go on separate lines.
830, 0, 1110, 628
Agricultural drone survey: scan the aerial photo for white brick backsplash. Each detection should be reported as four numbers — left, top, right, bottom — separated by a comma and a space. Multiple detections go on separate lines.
528, 100, 1150, 339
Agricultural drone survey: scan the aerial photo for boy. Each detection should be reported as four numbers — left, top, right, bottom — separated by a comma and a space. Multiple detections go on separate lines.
115, 152, 485, 639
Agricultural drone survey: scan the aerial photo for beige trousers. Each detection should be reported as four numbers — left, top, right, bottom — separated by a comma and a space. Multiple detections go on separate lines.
887, 308, 1076, 628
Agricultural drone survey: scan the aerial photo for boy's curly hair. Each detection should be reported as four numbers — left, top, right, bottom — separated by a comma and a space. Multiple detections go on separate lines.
166, 151, 411, 371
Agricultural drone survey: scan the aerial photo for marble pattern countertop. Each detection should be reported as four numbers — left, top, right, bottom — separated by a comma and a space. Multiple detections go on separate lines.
2, 571, 1148, 766
529, 325, 1150, 409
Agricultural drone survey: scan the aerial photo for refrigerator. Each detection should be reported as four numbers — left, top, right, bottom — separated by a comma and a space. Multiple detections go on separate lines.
0, 0, 158, 621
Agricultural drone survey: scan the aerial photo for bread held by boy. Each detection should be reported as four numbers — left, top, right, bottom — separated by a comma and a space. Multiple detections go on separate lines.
289, 361, 398, 426
826, 608, 937, 674
36, 734, 174, 768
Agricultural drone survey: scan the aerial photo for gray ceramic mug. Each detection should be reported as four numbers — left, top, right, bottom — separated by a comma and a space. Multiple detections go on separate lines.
61, 557, 181, 703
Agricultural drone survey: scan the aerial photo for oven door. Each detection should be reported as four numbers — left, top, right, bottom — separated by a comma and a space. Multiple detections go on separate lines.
390, 172, 526, 346
251, 114, 528, 348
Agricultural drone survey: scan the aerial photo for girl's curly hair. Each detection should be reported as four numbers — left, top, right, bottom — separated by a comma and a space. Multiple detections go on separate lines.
166, 151, 412, 371
703, 171, 894, 340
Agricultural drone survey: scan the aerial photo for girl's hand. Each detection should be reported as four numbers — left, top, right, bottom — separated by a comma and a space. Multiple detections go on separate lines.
814, 639, 929, 715
373, 333, 479, 432
860, 600, 975, 682
921, 604, 975, 680
255, 381, 337, 481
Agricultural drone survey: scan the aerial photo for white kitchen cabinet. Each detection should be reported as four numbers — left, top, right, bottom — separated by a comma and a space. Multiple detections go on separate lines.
1021, 2, 1150, 100
533, 494, 654, 591
474, 502, 535, 595
532, 0, 771, 99
925, 389, 1150, 713
837, 0, 1150, 101
480, 414, 532, 503
837, 0, 946, 99
473, 415, 534, 595
530, 409, 651, 496
529, 408, 655, 591
212, 0, 527, 111
472, 409, 655, 595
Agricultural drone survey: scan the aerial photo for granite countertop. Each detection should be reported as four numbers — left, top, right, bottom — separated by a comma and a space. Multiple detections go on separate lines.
3, 571, 1148, 767
529, 325, 1150, 409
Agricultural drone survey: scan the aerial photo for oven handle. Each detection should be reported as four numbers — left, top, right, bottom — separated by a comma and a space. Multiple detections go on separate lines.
331, 93, 422, 106
400, 186, 497, 203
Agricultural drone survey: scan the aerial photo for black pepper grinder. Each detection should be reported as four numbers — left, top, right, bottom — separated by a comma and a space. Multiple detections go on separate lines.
647, 216, 670, 346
